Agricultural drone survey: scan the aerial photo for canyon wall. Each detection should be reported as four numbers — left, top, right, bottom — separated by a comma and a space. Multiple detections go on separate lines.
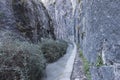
0, 0, 55, 42
80, 0, 120, 80
0, 0, 120, 80
41, 0, 76, 40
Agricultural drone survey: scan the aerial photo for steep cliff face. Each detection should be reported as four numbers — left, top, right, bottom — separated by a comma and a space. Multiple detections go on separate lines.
80, 0, 120, 80
0, 0, 55, 42
41, 0, 75, 40
41, 0, 82, 43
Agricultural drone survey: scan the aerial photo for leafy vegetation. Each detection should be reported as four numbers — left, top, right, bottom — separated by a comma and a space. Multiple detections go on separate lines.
0, 34, 68, 80
79, 50, 91, 80
0, 39, 46, 80
95, 54, 104, 67
40, 39, 68, 63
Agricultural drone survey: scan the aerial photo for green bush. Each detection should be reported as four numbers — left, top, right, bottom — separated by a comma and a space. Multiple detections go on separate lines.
96, 54, 104, 67
0, 39, 46, 80
40, 39, 68, 63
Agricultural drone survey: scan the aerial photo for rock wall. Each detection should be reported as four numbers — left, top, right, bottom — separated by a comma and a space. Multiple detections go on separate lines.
0, 0, 55, 42
80, 0, 120, 80
41, 0, 75, 40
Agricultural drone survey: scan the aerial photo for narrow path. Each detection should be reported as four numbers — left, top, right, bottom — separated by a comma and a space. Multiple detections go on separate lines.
42, 43, 87, 80
42, 43, 76, 80
71, 50, 87, 80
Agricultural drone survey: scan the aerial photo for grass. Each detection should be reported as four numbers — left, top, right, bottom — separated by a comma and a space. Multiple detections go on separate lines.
79, 51, 91, 80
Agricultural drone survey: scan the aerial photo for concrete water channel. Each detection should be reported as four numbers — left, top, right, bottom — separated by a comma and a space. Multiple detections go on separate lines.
42, 42, 77, 80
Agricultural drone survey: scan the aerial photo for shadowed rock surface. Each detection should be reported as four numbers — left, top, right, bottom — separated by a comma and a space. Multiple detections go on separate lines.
0, 0, 55, 42
0, 0, 56, 80
41, 0, 75, 40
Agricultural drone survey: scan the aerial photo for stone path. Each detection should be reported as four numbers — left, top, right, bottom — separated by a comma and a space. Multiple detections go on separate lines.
71, 50, 87, 80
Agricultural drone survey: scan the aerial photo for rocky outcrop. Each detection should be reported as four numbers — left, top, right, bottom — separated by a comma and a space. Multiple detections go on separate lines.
0, 0, 55, 42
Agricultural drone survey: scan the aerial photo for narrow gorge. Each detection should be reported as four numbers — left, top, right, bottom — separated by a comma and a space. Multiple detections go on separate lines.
0, 0, 120, 80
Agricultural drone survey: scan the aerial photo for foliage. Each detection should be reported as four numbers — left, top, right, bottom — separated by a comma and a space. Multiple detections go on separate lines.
0, 39, 46, 80
79, 51, 91, 80
96, 54, 104, 67
40, 39, 68, 63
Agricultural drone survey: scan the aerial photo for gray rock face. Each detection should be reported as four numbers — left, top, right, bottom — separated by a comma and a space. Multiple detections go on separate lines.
41, 0, 75, 40
79, 0, 120, 80
0, 0, 55, 42
90, 66, 114, 80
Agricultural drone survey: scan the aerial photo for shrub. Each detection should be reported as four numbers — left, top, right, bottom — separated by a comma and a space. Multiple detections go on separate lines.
0, 39, 46, 80
95, 54, 104, 67
40, 39, 68, 63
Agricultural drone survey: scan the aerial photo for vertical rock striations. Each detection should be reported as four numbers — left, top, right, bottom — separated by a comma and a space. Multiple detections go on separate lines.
79, 0, 120, 80
0, 0, 56, 42
41, 0, 75, 40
